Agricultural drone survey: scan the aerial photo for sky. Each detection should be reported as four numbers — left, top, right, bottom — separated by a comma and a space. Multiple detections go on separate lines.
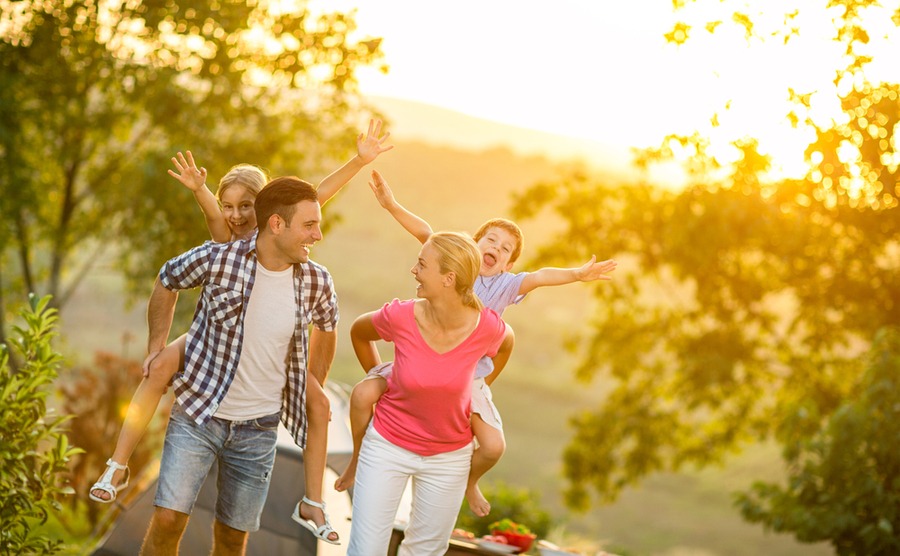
307, 0, 900, 180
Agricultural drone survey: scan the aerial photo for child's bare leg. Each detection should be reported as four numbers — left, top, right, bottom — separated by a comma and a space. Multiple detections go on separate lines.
90, 335, 185, 501
296, 376, 339, 543
466, 414, 506, 517
334, 377, 387, 492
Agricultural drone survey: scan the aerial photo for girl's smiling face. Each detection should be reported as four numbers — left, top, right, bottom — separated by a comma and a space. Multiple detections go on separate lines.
220, 185, 257, 239
475, 226, 516, 276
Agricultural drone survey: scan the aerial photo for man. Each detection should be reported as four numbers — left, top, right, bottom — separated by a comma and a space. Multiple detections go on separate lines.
140, 177, 339, 555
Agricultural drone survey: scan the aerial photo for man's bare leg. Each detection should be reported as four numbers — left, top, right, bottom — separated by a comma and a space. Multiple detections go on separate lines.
211, 520, 249, 556
140, 507, 189, 555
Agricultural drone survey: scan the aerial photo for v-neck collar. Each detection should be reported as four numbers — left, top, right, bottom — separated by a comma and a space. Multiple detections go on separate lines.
411, 301, 482, 356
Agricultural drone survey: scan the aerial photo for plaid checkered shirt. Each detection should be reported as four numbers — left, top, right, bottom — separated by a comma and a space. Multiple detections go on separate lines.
158, 232, 339, 448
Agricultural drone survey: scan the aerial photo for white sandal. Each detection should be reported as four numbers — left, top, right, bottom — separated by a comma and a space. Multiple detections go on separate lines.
89, 459, 130, 503
291, 496, 340, 545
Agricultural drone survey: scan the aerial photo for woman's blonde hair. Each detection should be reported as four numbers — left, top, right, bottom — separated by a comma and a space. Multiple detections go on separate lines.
216, 164, 268, 202
429, 231, 483, 310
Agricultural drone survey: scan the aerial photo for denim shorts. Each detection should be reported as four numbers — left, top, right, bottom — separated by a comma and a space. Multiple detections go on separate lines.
154, 404, 280, 532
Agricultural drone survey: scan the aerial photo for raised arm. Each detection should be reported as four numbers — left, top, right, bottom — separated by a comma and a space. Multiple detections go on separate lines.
168, 151, 231, 242
317, 118, 393, 206
519, 255, 618, 295
350, 311, 384, 373
143, 277, 178, 377
368, 170, 433, 244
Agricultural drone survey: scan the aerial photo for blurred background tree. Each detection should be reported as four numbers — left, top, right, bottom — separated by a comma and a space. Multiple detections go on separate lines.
511, 0, 900, 551
737, 327, 900, 555
0, 0, 385, 347
0, 0, 386, 538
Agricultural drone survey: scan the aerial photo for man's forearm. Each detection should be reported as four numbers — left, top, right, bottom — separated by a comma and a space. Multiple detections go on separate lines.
308, 328, 337, 386
147, 277, 178, 353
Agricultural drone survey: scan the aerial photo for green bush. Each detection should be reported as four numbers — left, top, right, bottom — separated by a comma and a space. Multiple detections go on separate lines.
456, 481, 553, 538
737, 327, 900, 555
0, 295, 82, 554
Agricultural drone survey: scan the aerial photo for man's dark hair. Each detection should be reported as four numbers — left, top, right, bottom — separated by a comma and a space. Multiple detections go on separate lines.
255, 176, 318, 229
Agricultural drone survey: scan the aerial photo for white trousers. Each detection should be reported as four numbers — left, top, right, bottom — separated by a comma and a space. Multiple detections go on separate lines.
347, 425, 473, 556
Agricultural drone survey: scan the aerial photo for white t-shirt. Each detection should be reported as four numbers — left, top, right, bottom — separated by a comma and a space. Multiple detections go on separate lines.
215, 264, 295, 420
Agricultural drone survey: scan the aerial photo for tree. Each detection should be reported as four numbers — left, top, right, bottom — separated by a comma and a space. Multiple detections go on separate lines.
737, 327, 900, 555
510, 0, 900, 550
0, 294, 82, 554
0, 0, 385, 344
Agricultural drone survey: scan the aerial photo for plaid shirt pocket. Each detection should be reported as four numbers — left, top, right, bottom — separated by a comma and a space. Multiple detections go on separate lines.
207, 286, 243, 328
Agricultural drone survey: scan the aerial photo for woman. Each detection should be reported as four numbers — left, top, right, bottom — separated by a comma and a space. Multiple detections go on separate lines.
346, 231, 513, 555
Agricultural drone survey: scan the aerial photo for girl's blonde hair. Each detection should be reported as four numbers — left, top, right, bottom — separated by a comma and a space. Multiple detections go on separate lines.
216, 164, 268, 202
429, 231, 483, 310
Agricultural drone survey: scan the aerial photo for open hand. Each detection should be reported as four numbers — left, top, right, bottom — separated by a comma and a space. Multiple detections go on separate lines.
357, 119, 393, 164
574, 255, 618, 282
368, 169, 396, 208
168, 151, 207, 192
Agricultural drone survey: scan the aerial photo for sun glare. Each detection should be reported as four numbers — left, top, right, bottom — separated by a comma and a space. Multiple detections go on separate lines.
305, 0, 900, 184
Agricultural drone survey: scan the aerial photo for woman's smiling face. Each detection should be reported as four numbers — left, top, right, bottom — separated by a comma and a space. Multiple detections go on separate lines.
411, 240, 447, 298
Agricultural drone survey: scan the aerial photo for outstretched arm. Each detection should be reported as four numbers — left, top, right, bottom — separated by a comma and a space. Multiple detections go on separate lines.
484, 324, 515, 386
317, 119, 393, 206
168, 151, 231, 242
368, 169, 433, 244
519, 255, 618, 295
350, 312, 384, 373
143, 277, 178, 377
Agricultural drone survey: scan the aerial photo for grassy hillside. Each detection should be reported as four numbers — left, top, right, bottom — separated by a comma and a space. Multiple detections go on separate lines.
59, 139, 831, 556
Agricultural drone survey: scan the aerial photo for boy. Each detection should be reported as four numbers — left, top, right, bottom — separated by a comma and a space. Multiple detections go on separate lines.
336, 170, 617, 517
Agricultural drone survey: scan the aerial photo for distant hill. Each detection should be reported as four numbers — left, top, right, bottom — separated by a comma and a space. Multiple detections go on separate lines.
366, 95, 637, 183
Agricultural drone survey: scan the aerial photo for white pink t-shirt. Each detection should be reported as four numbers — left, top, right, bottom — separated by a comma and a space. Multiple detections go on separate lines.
371, 298, 507, 456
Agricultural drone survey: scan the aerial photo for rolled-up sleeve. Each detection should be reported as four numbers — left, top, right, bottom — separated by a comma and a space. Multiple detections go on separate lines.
159, 242, 214, 291
309, 268, 339, 332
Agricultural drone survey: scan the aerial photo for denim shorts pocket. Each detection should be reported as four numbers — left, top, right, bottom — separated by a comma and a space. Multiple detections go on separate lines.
252, 412, 281, 431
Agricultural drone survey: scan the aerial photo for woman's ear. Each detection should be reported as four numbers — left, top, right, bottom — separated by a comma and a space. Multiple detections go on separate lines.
443, 271, 456, 288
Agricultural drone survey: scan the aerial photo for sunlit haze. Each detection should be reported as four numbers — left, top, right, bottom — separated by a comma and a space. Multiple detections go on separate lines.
307, 0, 900, 182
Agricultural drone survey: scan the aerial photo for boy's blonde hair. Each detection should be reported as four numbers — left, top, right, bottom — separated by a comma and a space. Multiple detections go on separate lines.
216, 164, 268, 202
429, 231, 484, 311
472, 218, 524, 264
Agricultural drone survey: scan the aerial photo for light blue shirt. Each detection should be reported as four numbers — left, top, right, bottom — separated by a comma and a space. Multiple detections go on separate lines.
473, 272, 527, 378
